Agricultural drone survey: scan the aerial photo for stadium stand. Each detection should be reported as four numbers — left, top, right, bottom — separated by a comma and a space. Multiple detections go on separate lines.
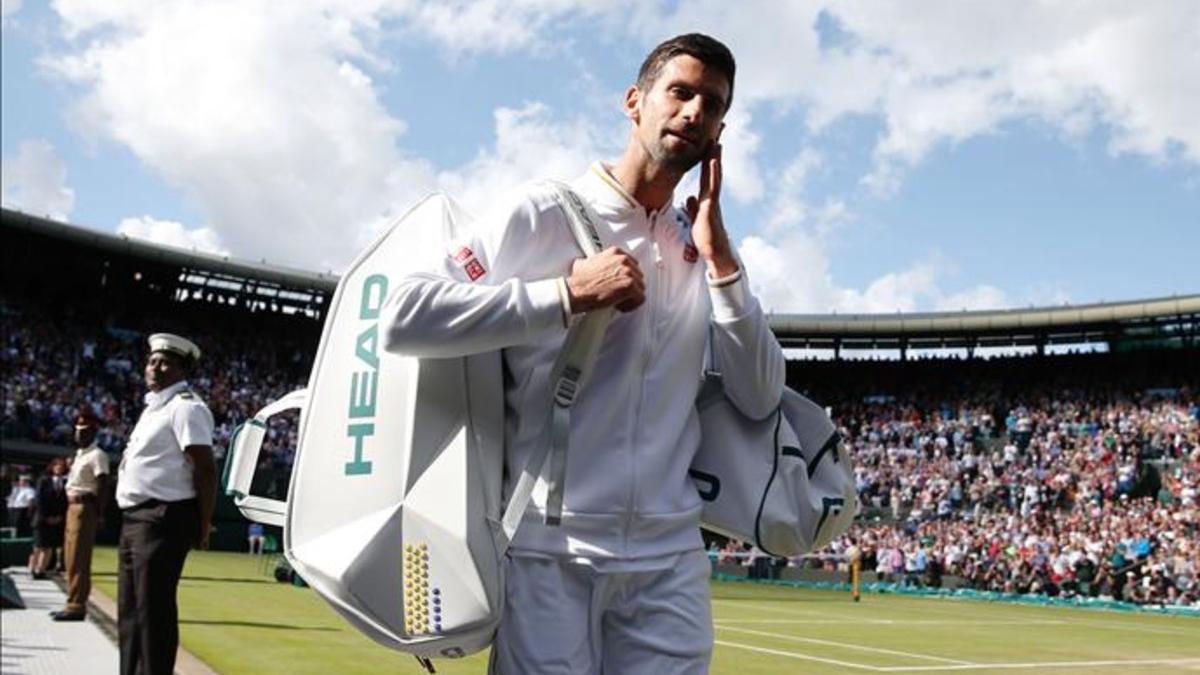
793, 353, 1199, 607
2, 206, 1197, 607
3, 208, 326, 547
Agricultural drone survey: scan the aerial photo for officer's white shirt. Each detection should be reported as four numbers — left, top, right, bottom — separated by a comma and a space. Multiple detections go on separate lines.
116, 380, 214, 509
67, 443, 110, 496
7, 484, 35, 509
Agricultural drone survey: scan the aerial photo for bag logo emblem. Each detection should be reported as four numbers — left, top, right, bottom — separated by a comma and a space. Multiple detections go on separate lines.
450, 246, 487, 281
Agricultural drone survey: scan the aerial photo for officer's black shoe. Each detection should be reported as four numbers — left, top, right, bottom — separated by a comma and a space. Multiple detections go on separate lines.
51, 611, 86, 622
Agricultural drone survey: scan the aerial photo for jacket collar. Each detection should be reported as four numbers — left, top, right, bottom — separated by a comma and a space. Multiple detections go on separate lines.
144, 380, 188, 409
575, 162, 675, 222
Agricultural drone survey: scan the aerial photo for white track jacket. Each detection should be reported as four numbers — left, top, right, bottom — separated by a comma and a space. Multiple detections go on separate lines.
384, 163, 785, 561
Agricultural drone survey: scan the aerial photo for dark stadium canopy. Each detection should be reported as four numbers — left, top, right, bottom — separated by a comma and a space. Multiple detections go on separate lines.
3, 207, 336, 320
3, 208, 338, 290
4, 207, 1196, 355
770, 295, 1200, 354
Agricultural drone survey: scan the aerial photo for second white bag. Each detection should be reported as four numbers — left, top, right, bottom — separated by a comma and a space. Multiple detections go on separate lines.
689, 375, 857, 556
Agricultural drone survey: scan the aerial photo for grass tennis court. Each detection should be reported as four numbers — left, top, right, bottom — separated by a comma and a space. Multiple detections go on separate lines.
90, 547, 1200, 674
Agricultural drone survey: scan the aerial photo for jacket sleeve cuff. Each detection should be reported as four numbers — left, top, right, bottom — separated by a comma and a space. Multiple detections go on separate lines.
526, 277, 571, 333
707, 269, 751, 321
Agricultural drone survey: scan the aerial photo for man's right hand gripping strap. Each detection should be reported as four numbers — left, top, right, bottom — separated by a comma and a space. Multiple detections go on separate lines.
500, 183, 612, 538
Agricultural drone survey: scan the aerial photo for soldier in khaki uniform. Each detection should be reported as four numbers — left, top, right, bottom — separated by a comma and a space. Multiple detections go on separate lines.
52, 412, 110, 621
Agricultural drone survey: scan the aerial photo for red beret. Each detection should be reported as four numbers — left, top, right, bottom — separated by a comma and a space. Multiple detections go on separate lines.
74, 412, 100, 430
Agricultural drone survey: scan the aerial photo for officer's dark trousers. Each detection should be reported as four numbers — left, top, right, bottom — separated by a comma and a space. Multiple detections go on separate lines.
118, 498, 196, 675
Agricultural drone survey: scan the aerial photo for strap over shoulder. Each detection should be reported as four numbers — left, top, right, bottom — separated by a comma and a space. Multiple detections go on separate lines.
500, 183, 615, 538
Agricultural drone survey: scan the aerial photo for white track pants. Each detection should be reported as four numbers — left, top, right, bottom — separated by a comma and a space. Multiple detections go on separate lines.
488, 549, 713, 674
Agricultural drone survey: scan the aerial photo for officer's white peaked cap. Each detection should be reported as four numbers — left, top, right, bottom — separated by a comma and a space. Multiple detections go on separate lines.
148, 333, 201, 362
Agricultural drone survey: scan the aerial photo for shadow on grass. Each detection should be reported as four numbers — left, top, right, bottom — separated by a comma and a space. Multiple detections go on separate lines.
94, 572, 275, 585
181, 619, 338, 632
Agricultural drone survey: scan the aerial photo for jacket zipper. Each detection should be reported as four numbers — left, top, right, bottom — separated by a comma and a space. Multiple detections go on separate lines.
624, 212, 663, 553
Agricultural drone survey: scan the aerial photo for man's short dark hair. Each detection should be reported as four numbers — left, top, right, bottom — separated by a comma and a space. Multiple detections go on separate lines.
637, 33, 736, 110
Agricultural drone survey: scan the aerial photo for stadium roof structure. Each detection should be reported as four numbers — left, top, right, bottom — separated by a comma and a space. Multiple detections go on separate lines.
4, 207, 1197, 355
3, 207, 337, 320
2, 207, 338, 290
769, 295, 1200, 355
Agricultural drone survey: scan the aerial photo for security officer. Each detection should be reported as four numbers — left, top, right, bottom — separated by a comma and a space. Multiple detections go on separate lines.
116, 333, 217, 675
52, 411, 110, 621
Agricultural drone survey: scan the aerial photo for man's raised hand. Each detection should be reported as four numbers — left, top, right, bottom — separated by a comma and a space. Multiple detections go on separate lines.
685, 143, 739, 279
565, 246, 645, 313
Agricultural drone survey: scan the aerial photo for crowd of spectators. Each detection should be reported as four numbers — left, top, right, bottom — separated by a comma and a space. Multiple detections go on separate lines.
805, 356, 1199, 608
836, 492, 1197, 607
4, 296, 1197, 608
1, 301, 313, 470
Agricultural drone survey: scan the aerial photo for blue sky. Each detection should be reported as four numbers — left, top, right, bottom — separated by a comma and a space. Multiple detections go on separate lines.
3, 0, 1197, 313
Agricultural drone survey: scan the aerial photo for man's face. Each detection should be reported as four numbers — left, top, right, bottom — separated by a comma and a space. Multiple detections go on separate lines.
145, 351, 187, 392
628, 54, 730, 173
74, 426, 98, 448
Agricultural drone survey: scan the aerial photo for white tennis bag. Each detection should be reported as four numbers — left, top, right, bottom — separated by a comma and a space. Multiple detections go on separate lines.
223, 181, 853, 668
223, 185, 609, 669
689, 374, 858, 556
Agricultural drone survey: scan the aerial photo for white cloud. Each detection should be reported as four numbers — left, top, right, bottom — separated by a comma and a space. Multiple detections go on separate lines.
716, 108, 763, 204
391, 0, 612, 57
117, 215, 227, 255
623, 1, 1197, 309
831, 2, 1200, 186
739, 232, 838, 313
436, 101, 620, 216
1, 0, 22, 22
740, 235, 1008, 314
40, 1, 642, 272
1, 139, 76, 219
631, 1, 1199, 188
34, 1, 1196, 311
435, 99, 761, 220
45, 0, 435, 272
842, 263, 939, 314
765, 147, 824, 233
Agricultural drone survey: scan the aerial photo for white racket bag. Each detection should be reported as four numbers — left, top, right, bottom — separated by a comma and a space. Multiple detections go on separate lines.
223, 186, 609, 669
689, 375, 857, 557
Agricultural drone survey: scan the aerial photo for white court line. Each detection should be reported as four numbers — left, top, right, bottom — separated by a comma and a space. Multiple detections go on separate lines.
876, 657, 1200, 672
714, 639, 884, 671
715, 624, 973, 665
716, 598, 1196, 636
714, 639, 1200, 673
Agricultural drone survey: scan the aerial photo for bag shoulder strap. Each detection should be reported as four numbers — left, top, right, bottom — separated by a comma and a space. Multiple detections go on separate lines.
499, 181, 614, 541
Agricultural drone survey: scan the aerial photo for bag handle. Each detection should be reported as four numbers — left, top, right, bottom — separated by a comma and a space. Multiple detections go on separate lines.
222, 388, 308, 527
500, 182, 613, 538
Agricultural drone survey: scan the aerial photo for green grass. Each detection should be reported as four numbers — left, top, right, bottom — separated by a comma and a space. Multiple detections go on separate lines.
92, 547, 1200, 674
